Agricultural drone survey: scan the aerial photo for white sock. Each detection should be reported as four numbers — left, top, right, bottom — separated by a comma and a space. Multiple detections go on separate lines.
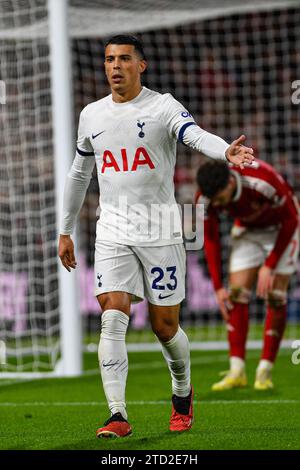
160, 327, 191, 397
98, 309, 129, 420
257, 359, 273, 372
230, 356, 245, 373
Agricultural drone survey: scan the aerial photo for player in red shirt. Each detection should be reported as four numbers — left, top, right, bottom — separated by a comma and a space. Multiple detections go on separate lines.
196, 159, 299, 390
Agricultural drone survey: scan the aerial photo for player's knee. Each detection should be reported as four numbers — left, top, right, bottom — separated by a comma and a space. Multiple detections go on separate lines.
97, 292, 131, 315
267, 290, 287, 308
100, 309, 129, 342
152, 324, 177, 343
229, 286, 251, 304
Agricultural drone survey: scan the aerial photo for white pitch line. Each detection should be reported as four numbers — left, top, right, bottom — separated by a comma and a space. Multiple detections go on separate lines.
0, 399, 299, 407
0, 348, 295, 386
0, 355, 232, 385
75, 354, 236, 378
82, 349, 295, 376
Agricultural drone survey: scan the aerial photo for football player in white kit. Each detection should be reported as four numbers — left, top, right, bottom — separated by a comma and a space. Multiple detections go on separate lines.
58, 35, 254, 438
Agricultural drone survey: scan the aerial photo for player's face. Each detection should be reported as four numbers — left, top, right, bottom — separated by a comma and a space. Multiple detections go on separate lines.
104, 44, 147, 94
211, 176, 236, 207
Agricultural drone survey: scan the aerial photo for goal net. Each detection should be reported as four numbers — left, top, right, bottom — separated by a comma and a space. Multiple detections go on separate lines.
0, 0, 299, 375
0, 0, 60, 374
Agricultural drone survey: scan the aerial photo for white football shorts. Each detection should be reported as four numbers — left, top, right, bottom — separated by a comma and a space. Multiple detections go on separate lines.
94, 240, 186, 306
229, 226, 300, 274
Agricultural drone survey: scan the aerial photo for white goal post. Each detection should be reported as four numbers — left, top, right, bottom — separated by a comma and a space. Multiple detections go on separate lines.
0, 0, 82, 378
48, 0, 82, 377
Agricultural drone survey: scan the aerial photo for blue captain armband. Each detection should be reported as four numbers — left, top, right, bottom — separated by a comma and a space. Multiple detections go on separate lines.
76, 146, 94, 157
178, 122, 197, 143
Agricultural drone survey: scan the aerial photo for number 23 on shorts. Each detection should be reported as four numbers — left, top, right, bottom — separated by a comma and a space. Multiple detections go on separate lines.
151, 266, 177, 291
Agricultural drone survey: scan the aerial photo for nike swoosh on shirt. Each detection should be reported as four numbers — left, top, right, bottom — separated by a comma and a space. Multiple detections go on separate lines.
92, 130, 105, 139
158, 293, 175, 300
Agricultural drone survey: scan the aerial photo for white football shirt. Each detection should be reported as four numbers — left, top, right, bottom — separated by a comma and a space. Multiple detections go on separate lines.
61, 86, 229, 246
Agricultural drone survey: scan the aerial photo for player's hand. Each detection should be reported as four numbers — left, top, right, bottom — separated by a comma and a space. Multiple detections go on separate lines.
216, 287, 233, 322
225, 135, 254, 169
256, 265, 274, 299
58, 234, 77, 272
231, 224, 246, 239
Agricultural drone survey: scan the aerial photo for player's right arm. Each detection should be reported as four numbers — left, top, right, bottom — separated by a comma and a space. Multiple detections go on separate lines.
196, 193, 232, 321
59, 235, 77, 272
196, 193, 231, 320
59, 108, 95, 271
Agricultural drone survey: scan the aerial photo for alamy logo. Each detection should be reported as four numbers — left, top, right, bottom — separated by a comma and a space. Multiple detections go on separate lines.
137, 120, 145, 138
0, 340, 6, 364
0, 81, 6, 104
291, 340, 300, 365
97, 274, 103, 288
99, 197, 205, 250
291, 80, 300, 105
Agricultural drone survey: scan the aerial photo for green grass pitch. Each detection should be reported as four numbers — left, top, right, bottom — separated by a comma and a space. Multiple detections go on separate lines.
0, 349, 299, 450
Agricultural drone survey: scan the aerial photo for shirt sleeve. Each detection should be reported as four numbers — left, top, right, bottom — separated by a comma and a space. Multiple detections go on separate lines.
60, 109, 95, 235
162, 93, 229, 160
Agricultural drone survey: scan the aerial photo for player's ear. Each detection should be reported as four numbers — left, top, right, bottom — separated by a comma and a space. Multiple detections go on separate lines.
229, 174, 235, 187
139, 60, 147, 74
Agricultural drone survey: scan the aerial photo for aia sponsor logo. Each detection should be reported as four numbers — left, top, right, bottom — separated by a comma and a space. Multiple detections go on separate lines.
101, 147, 155, 173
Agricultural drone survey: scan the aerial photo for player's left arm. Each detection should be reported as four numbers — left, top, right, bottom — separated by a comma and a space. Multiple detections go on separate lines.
256, 175, 299, 298
162, 94, 254, 168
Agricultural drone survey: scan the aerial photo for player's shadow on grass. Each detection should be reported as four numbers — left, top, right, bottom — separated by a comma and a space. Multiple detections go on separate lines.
52, 429, 194, 451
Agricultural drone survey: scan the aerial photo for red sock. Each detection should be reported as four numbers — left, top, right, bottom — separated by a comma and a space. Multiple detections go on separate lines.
227, 303, 249, 360
261, 305, 287, 362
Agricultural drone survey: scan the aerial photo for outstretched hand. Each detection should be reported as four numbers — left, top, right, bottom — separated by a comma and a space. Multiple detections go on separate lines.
225, 135, 254, 169
58, 234, 77, 272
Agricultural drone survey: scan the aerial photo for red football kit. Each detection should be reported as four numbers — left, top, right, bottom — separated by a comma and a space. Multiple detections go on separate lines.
196, 159, 300, 364
196, 159, 299, 291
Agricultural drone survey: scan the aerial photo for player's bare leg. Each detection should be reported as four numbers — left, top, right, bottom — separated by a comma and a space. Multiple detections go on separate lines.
255, 274, 290, 390
212, 267, 258, 391
96, 291, 132, 438
149, 303, 193, 432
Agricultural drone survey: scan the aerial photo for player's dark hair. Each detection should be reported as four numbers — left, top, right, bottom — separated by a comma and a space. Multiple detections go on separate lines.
196, 160, 230, 198
105, 35, 146, 60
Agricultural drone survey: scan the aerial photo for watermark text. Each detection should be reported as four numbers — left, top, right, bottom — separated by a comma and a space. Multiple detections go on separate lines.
100, 197, 204, 250
291, 80, 300, 104
0, 80, 6, 104
0, 340, 6, 365
291, 340, 300, 365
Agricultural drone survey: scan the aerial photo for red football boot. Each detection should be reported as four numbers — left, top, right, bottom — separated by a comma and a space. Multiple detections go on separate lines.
169, 386, 194, 432
96, 412, 132, 439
